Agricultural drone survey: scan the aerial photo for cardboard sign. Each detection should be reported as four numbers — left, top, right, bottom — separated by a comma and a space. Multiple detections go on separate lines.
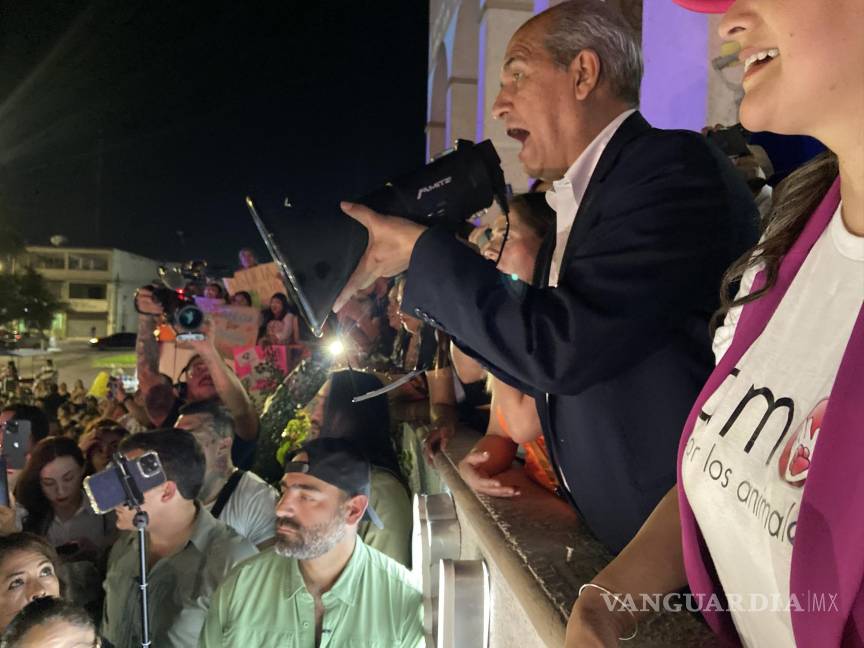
193, 297, 227, 313
191, 300, 260, 359
223, 263, 285, 305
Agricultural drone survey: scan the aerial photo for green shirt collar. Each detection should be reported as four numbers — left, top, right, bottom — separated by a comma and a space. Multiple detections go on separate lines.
285, 536, 367, 607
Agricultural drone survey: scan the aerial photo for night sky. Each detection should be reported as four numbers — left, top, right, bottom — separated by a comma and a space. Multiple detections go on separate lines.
0, 1, 429, 272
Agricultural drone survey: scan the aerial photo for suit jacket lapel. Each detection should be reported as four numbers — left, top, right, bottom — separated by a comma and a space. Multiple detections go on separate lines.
557, 111, 652, 274
532, 227, 556, 288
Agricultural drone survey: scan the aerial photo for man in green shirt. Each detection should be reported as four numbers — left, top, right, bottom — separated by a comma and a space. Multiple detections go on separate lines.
200, 438, 423, 648
101, 429, 257, 648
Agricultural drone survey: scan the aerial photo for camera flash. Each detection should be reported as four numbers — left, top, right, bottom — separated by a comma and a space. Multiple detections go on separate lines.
327, 339, 345, 357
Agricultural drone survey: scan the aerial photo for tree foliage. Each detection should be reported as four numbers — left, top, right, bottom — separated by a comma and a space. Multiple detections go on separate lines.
0, 267, 64, 330
0, 226, 25, 258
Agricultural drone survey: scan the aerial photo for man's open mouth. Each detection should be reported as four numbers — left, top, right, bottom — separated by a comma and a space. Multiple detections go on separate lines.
507, 128, 530, 144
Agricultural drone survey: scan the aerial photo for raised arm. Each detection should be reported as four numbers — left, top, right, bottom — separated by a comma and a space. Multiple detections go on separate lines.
182, 328, 258, 442
199, 343, 258, 442
134, 287, 164, 395
337, 135, 756, 396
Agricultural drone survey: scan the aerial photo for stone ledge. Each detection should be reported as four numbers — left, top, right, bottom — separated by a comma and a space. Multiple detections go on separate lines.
433, 426, 722, 647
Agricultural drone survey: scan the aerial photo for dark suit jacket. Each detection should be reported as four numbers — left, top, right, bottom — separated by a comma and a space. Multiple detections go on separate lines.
402, 112, 759, 553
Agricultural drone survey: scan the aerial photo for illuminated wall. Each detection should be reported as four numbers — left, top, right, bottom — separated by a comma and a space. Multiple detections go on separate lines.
428, 0, 736, 190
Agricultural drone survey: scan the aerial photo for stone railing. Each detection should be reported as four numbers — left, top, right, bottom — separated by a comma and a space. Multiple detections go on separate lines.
397, 417, 721, 648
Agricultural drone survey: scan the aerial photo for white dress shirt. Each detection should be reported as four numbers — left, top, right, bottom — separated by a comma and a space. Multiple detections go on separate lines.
544, 108, 637, 287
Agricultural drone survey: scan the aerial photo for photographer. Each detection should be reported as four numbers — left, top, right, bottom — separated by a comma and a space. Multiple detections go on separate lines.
335, 0, 758, 554
135, 287, 259, 469
101, 429, 256, 648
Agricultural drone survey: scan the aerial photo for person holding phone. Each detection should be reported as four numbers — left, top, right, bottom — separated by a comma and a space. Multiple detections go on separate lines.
0, 406, 51, 523
14, 438, 115, 609
102, 429, 256, 648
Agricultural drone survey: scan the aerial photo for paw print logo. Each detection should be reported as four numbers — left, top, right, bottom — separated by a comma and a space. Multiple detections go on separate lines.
777, 398, 828, 487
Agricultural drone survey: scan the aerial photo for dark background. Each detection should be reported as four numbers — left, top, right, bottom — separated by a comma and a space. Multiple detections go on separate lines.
0, 1, 429, 270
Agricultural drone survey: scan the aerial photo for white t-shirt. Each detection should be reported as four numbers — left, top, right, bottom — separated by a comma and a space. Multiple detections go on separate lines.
205, 471, 278, 547
682, 204, 864, 647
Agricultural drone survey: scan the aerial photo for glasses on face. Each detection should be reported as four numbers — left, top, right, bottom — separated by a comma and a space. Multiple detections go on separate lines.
186, 362, 209, 378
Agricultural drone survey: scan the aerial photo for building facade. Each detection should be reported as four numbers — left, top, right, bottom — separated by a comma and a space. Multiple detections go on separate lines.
13, 247, 162, 339
427, 0, 741, 191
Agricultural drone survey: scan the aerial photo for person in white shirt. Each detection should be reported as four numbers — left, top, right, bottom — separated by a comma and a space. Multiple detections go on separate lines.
176, 400, 277, 548
564, 0, 864, 646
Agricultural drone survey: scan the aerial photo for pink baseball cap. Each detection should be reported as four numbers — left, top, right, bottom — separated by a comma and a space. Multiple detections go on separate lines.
673, 0, 734, 13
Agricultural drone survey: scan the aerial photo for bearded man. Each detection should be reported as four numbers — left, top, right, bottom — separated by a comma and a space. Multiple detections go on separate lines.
199, 438, 423, 648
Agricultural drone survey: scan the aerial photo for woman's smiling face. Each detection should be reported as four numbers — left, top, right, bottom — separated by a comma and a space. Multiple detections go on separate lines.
719, 0, 864, 143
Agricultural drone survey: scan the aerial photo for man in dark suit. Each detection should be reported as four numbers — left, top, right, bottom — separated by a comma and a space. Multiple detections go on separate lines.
334, 0, 758, 553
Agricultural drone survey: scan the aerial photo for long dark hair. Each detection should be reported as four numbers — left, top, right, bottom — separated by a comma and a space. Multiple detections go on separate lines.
0, 533, 60, 570
713, 151, 839, 331
259, 292, 298, 339
318, 370, 406, 486
15, 438, 85, 534
264, 293, 294, 322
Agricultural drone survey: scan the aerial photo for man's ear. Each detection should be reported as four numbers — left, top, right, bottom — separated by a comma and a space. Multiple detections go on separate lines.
160, 480, 179, 503
569, 49, 602, 101
343, 494, 368, 526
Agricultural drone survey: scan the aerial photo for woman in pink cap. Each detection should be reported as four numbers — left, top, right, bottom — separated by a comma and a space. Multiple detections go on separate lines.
567, 1, 864, 646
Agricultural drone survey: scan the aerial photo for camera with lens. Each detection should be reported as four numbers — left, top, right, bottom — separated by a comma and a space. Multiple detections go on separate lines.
84, 451, 166, 514
135, 283, 205, 339
357, 138, 509, 231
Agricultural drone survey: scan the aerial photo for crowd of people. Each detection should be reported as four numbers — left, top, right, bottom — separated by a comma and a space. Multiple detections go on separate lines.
0, 0, 861, 646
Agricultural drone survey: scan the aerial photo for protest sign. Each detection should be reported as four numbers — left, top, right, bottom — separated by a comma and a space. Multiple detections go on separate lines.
223, 263, 285, 305
191, 299, 260, 359
233, 344, 289, 408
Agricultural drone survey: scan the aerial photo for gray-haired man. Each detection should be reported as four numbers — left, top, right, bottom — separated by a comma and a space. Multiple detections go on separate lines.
335, 0, 758, 554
